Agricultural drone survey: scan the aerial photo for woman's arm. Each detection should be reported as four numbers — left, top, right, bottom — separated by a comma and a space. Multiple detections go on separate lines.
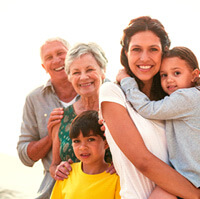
49, 123, 62, 179
101, 101, 200, 199
49, 123, 72, 180
149, 186, 177, 199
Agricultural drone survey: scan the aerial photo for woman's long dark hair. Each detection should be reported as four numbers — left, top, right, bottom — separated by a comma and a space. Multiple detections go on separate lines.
120, 16, 171, 100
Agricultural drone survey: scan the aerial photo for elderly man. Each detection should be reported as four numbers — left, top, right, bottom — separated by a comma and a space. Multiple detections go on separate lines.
17, 38, 77, 199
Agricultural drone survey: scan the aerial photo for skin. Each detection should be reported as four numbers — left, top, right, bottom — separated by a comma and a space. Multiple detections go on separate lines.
49, 53, 106, 180
125, 30, 162, 96
41, 41, 77, 102
146, 58, 199, 198
41, 41, 68, 82
72, 131, 108, 174
27, 40, 77, 162
68, 54, 105, 106
160, 57, 200, 95
117, 57, 200, 199
102, 31, 200, 198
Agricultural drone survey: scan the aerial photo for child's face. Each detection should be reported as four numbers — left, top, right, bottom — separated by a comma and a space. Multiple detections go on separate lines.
160, 57, 197, 95
72, 131, 107, 164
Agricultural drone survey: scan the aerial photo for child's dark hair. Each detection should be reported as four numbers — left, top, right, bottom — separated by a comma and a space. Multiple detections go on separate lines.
163, 46, 200, 86
69, 110, 105, 140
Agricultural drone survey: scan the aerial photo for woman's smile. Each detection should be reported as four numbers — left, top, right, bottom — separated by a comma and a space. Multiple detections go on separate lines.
126, 31, 162, 82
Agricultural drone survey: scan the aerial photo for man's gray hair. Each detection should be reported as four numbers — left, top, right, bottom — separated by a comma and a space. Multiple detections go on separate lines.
40, 37, 70, 60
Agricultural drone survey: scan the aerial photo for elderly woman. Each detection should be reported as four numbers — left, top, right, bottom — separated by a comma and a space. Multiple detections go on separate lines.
49, 42, 110, 179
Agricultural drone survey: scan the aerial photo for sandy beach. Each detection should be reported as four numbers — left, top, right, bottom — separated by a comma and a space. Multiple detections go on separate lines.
0, 153, 43, 199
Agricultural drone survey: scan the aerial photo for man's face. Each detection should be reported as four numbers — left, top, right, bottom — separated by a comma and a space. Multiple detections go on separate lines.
41, 41, 68, 81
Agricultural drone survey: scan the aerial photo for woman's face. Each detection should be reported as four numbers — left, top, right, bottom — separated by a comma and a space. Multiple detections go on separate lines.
69, 53, 105, 97
126, 30, 162, 84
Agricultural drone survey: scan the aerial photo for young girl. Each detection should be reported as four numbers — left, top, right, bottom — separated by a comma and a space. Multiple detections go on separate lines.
117, 46, 200, 197
100, 16, 200, 199
50, 110, 120, 199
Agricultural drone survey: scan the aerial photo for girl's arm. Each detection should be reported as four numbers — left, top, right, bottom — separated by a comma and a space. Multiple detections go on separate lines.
120, 77, 196, 120
101, 101, 200, 199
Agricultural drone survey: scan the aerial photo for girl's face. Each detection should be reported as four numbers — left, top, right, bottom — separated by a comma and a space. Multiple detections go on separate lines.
126, 31, 162, 85
69, 53, 105, 97
160, 57, 199, 95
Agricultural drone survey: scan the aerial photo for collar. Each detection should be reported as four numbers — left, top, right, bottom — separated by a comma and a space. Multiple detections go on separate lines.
41, 79, 55, 93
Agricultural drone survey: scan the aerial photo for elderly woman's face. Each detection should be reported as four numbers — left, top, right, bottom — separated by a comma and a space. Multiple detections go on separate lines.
126, 30, 162, 84
68, 53, 105, 96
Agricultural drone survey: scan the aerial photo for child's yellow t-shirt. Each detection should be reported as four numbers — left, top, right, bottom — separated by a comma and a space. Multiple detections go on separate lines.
50, 162, 121, 199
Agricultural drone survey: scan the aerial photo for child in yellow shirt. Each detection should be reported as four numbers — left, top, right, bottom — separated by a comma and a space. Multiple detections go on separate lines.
50, 110, 121, 199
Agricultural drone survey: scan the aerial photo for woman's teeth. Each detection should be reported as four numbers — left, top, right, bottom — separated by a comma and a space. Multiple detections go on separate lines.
139, 65, 151, 69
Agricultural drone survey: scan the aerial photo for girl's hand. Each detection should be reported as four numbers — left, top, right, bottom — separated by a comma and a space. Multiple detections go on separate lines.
116, 69, 130, 83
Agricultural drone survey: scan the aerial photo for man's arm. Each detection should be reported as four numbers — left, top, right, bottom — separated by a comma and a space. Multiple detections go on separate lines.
17, 96, 52, 165
27, 107, 64, 161
27, 136, 52, 161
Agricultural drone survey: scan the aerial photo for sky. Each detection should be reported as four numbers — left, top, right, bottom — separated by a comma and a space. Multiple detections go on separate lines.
0, 0, 200, 158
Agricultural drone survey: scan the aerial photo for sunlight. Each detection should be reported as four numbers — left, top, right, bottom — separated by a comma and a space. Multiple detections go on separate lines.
0, 0, 200, 196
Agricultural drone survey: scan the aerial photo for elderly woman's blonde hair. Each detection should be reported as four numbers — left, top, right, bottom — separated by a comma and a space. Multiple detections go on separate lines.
65, 42, 108, 75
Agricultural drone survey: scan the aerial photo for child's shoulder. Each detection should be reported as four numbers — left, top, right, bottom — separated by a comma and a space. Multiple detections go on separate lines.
70, 162, 81, 171
105, 164, 120, 178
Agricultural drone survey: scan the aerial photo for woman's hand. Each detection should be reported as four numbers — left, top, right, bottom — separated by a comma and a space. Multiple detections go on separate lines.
116, 69, 130, 83
53, 159, 73, 181
106, 163, 116, 175
47, 108, 64, 139
98, 119, 105, 131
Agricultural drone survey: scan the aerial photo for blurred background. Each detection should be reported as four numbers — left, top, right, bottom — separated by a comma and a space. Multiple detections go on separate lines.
0, 0, 199, 197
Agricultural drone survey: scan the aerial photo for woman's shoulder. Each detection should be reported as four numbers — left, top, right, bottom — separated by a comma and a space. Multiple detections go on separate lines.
99, 82, 127, 106
100, 82, 123, 93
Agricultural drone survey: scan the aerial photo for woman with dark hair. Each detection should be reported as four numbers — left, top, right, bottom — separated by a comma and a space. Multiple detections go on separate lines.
99, 16, 200, 198
117, 46, 200, 198
120, 17, 169, 100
